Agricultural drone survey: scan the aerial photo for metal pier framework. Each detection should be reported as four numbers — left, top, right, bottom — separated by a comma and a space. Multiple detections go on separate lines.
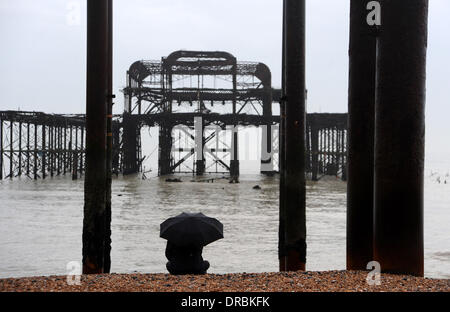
0, 51, 348, 180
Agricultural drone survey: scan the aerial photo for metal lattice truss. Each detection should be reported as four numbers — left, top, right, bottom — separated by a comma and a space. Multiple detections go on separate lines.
123, 50, 273, 117
122, 51, 275, 175
0, 111, 122, 180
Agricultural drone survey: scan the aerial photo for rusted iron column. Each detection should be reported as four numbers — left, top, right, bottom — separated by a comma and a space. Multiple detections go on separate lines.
261, 74, 273, 174
104, 0, 113, 274
83, 0, 109, 274
72, 152, 78, 180
18, 122, 22, 176
230, 64, 239, 180
195, 116, 205, 176
278, 0, 287, 272
341, 129, 347, 181
158, 121, 173, 176
26, 123, 30, 175
229, 125, 239, 179
63, 125, 67, 175
34, 124, 37, 179
0, 119, 3, 180
346, 0, 377, 270
42, 125, 46, 179
9, 121, 13, 178
50, 126, 54, 177
80, 127, 84, 175
311, 123, 319, 181
284, 0, 306, 271
123, 113, 139, 175
374, 0, 428, 277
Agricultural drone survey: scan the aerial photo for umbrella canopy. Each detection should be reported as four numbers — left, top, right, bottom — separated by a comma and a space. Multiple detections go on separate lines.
160, 212, 223, 247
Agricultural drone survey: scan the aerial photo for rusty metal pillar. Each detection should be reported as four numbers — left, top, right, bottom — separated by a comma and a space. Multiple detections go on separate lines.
72, 152, 78, 180
112, 123, 120, 175
278, 0, 287, 272
18, 122, 22, 176
83, 0, 109, 274
284, 0, 306, 271
311, 122, 319, 182
63, 125, 67, 175
261, 74, 274, 175
347, 0, 378, 270
158, 122, 173, 176
34, 124, 37, 179
0, 119, 2, 180
123, 113, 139, 175
42, 125, 46, 179
79, 127, 84, 175
9, 121, 13, 179
195, 117, 205, 176
230, 63, 239, 180
27, 123, 31, 176
104, 0, 113, 274
374, 0, 428, 277
229, 125, 239, 179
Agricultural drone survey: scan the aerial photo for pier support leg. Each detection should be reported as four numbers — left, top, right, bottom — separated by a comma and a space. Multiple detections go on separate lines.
260, 123, 273, 174
278, 0, 287, 271
0, 119, 2, 180
82, 0, 109, 274
284, 0, 306, 271
229, 126, 239, 179
72, 152, 78, 180
374, 0, 428, 277
123, 113, 139, 175
347, 0, 377, 270
311, 124, 319, 182
158, 122, 173, 176
195, 117, 205, 176
104, 0, 113, 274
261, 90, 274, 175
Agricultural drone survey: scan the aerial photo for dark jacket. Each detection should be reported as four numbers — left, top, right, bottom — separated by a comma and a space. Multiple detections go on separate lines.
165, 241, 209, 274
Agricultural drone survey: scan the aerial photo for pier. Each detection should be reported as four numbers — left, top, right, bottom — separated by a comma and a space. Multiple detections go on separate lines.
0, 110, 347, 180
0, 51, 348, 181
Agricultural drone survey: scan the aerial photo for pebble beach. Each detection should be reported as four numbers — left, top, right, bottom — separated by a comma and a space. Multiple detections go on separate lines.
1, 271, 449, 292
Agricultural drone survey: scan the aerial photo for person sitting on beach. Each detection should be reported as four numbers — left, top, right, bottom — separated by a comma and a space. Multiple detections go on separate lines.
165, 241, 210, 275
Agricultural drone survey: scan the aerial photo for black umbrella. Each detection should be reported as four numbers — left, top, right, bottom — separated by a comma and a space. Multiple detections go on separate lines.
160, 212, 223, 247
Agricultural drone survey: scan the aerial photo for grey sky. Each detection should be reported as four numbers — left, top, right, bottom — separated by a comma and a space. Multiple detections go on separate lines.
0, 0, 449, 160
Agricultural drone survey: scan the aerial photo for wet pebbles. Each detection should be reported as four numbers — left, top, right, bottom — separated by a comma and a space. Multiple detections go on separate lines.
0, 270, 448, 292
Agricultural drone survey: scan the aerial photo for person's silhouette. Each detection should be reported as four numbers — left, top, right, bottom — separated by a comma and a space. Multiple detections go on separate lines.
165, 241, 210, 275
